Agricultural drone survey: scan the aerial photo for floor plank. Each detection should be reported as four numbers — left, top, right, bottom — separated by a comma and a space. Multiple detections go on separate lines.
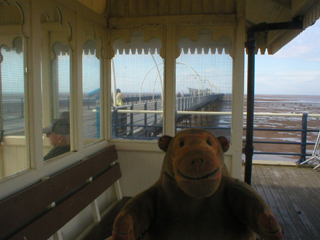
283, 168, 320, 239
247, 165, 320, 240
264, 166, 302, 240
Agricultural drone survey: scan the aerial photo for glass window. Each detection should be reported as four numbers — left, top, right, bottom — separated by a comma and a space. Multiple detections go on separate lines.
82, 40, 101, 146
111, 32, 163, 140
0, 37, 29, 179
42, 41, 71, 161
176, 32, 233, 139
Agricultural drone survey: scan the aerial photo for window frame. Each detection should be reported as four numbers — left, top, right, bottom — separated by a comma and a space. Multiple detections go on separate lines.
0, 1, 246, 198
0, 28, 30, 179
0, 1, 109, 200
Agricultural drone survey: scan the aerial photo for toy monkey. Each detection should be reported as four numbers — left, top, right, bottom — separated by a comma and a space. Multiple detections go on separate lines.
107, 128, 282, 240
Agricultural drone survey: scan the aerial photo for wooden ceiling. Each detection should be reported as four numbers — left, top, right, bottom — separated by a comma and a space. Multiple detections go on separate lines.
77, 0, 320, 54
246, 0, 320, 53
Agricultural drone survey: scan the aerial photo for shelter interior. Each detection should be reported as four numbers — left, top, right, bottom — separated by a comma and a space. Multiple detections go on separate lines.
0, 0, 319, 239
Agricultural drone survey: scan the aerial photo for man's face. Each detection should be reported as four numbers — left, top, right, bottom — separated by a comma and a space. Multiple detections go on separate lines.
47, 132, 61, 147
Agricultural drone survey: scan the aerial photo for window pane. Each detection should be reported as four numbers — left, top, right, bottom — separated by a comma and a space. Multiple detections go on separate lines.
0, 37, 29, 179
111, 34, 163, 140
42, 41, 71, 161
83, 40, 101, 145
176, 37, 232, 139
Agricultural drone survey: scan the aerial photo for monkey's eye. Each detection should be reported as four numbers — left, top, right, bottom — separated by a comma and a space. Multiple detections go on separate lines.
179, 141, 185, 147
206, 140, 212, 146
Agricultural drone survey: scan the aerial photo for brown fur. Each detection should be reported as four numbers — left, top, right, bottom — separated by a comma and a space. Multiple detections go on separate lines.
109, 129, 282, 240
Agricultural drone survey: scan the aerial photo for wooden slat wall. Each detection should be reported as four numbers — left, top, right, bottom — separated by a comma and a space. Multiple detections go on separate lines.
77, 0, 107, 14
107, 0, 236, 17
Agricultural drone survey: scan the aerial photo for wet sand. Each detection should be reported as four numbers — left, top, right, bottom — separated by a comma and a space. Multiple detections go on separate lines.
243, 95, 320, 162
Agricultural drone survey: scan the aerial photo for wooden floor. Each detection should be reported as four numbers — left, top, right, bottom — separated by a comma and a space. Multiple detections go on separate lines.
246, 165, 320, 240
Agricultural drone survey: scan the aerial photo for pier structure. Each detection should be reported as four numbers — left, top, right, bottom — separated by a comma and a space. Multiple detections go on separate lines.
0, 92, 226, 139
111, 93, 226, 139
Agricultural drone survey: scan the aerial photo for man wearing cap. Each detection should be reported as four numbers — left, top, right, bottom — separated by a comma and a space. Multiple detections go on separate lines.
43, 118, 70, 160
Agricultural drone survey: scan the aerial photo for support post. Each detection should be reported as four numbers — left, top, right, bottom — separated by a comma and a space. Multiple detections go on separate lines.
154, 101, 157, 124
182, 97, 184, 111
244, 37, 256, 185
299, 113, 308, 163
144, 102, 147, 137
20, 98, 24, 118
112, 107, 118, 138
244, 16, 303, 185
130, 103, 134, 136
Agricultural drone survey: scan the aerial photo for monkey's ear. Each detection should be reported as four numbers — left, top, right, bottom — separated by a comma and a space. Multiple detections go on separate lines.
217, 136, 230, 153
158, 135, 173, 152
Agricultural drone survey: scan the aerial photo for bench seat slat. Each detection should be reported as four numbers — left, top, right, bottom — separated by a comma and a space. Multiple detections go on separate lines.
0, 145, 118, 240
9, 163, 122, 240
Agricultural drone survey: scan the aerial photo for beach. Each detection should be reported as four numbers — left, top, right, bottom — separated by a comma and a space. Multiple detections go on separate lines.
243, 95, 320, 162
2, 93, 319, 163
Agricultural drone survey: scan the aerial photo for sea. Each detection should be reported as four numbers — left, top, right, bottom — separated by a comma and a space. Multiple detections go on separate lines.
244, 94, 320, 163
2, 93, 319, 163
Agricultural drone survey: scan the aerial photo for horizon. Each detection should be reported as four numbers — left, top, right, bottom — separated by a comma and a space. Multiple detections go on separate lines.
2, 91, 319, 97
245, 19, 320, 96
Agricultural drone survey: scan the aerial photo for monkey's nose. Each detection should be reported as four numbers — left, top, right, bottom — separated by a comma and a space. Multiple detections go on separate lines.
191, 158, 204, 165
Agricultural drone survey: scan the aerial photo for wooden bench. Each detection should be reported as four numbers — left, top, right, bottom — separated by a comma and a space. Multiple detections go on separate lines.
0, 145, 130, 240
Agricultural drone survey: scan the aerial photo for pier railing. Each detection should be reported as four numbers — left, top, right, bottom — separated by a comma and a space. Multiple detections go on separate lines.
176, 111, 320, 162
242, 112, 320, 163
111, 94, 222, 138
112, 102, 163, 138
113, 109, 320, 162
2, 95, 319, 163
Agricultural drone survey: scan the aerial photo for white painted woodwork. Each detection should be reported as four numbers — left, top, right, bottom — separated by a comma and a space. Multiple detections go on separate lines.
0, 0, 319, 239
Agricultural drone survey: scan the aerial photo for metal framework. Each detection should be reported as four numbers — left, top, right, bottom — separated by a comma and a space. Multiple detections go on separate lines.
300, 130, 320, 170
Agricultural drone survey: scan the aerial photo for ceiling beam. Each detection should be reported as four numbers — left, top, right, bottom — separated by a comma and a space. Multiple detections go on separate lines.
270, 0, 292, 8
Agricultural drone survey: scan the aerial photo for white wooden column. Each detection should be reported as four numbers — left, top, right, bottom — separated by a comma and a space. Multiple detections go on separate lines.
29, 0, 44, 170
70, 12, 84, 151
230, 0, 246, 179
104, 27, 111, 140
163, 25, 176, 136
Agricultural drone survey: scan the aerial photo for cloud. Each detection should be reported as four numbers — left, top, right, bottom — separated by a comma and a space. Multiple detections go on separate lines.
252, 71, 320, 95
272, 20, 320, 60
244, 20, 320, 95
244, 67, 320, 95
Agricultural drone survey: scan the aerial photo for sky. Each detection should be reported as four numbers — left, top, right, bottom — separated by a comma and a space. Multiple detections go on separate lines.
1, 19, 319, 96
113, 49, 233, 95
114, 19, 320, 96
248, 19, 320, 95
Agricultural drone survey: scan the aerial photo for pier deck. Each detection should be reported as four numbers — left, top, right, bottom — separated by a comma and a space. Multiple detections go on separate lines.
245, 165, 320, 240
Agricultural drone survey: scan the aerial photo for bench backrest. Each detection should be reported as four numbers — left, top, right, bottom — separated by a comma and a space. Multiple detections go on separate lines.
0, 145, 120, 240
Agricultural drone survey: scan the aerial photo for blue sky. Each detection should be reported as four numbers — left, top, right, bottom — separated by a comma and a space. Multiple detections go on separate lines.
249, 19, 320, 95
2, 19, 319, 96
115, 19, 320, 96
113, 50, 233, 95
